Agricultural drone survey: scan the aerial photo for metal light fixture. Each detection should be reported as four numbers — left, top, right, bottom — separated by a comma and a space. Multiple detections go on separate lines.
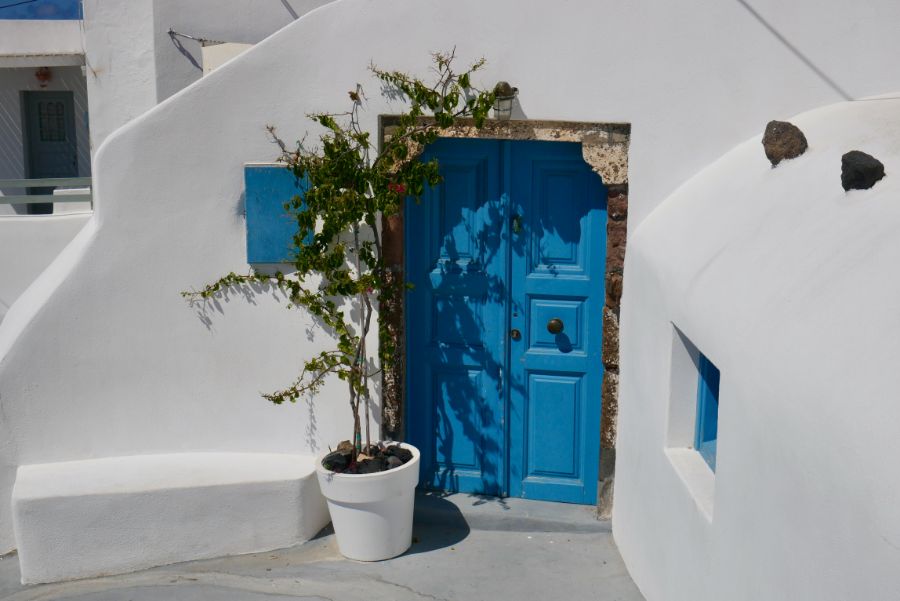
35, 67, 52, 88
493, 81, 518, 121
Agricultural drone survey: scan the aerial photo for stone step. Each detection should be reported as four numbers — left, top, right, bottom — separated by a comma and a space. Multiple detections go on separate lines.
12, 452, 328, 584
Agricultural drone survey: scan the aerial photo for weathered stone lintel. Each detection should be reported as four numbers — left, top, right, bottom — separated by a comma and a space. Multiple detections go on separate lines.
381, 117, 630, 185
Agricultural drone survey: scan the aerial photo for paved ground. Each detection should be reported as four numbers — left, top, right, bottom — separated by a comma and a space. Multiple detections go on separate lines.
0, 493, 644, 601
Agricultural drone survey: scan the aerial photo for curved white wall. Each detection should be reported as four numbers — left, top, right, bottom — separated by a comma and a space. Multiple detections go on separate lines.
2, 0, 900, 557
615, 97, 900, 600
0, 213, 91, 322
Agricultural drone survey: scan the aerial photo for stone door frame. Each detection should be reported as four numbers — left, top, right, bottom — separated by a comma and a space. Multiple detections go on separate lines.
379, 117, 630, 513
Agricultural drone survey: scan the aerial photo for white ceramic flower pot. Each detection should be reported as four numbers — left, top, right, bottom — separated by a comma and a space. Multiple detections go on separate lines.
315, 443, 420, 561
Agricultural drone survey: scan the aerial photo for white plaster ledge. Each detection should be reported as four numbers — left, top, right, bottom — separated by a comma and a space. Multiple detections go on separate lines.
665, 448, 715, 522
12, 453, 329, 584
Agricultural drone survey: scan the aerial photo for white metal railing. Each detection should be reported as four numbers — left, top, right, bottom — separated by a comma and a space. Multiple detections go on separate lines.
0, 177, 93, 205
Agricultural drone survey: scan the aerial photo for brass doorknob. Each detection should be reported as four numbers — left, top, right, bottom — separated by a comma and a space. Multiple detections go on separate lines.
547, 318, 564, 334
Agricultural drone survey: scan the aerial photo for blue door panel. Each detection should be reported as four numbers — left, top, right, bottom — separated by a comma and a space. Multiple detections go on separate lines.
508, 141, 606, 504
407, 139, 606, 505
406, 139, 506, 497
434, 368, 483, 468
528, 297, 585, 353
526, 373, 582, 478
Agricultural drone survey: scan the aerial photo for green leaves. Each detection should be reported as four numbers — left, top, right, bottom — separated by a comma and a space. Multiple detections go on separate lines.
185, 51, 495, 448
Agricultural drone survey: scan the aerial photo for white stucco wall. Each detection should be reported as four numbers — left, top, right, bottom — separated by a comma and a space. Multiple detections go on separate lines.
0, 20, 83, 61
0, 213, 91, 323
2, 0, 900, 563
81, 0, 158, 153
82, 0, 333, 150
614, 97, 900, 600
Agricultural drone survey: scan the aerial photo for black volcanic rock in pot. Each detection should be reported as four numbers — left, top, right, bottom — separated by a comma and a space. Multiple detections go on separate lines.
322, 451, 349, 472
357, 458, 387, 474
385, 445, 413, 464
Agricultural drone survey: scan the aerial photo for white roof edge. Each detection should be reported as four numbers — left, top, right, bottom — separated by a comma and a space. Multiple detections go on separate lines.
0, 19, 83, 59
0, 53, 84, 68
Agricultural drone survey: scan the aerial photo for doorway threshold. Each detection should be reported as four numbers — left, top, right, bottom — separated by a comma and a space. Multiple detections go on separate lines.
414, 491, 609, 534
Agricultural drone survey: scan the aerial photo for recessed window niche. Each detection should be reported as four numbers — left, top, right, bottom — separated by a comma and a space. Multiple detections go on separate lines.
695, 353, 721, 471
665, 325, 719, 520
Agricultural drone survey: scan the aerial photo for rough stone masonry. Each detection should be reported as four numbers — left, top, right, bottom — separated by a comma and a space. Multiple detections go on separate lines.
762, 120, 808, 166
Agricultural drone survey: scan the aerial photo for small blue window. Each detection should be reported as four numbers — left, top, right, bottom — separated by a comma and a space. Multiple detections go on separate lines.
244, 165, 310, 263
695, 354, 720, 471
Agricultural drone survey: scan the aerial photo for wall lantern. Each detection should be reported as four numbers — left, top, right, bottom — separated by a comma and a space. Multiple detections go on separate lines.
493, 81, 518, 121
35, 67, 52, 88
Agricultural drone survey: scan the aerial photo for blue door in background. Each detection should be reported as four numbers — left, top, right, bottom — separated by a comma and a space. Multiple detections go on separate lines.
406, 138, 607, 504
23, 91, 78, 214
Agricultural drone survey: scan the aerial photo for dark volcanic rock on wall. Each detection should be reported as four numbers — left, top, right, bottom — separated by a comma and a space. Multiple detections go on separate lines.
841, 150, 885, 190
762, 120, 808, 166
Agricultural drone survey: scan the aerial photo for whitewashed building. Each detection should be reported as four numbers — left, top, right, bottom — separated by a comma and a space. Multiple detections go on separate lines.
0, 3, 91, 323
0, 0, 329, 319
1, 0, 900, 598
0, 13, 89, 216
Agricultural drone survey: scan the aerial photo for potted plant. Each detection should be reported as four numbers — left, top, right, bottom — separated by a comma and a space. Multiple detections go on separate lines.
184, 51, 496, 561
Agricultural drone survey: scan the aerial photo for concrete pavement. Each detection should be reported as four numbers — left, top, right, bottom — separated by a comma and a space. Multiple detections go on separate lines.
0, 492, 644, 601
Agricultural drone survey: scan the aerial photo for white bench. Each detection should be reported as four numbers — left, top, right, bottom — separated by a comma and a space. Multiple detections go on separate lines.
11, 452, 329, 584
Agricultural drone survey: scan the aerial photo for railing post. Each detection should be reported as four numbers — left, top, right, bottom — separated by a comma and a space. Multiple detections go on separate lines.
0, 178, 93, 210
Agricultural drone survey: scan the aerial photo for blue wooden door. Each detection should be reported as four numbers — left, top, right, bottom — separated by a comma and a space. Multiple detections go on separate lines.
405, 139, 507, 496
406, 139, 606, 504
23, 91, 78, 215
507, 141, 606, 504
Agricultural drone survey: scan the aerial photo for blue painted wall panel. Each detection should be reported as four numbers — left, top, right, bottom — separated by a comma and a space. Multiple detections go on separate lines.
695, 354, 721, 471
244, 164, 307, 264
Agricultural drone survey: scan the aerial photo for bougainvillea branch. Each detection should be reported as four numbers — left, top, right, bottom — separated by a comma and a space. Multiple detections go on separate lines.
184, 51, 496, 459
